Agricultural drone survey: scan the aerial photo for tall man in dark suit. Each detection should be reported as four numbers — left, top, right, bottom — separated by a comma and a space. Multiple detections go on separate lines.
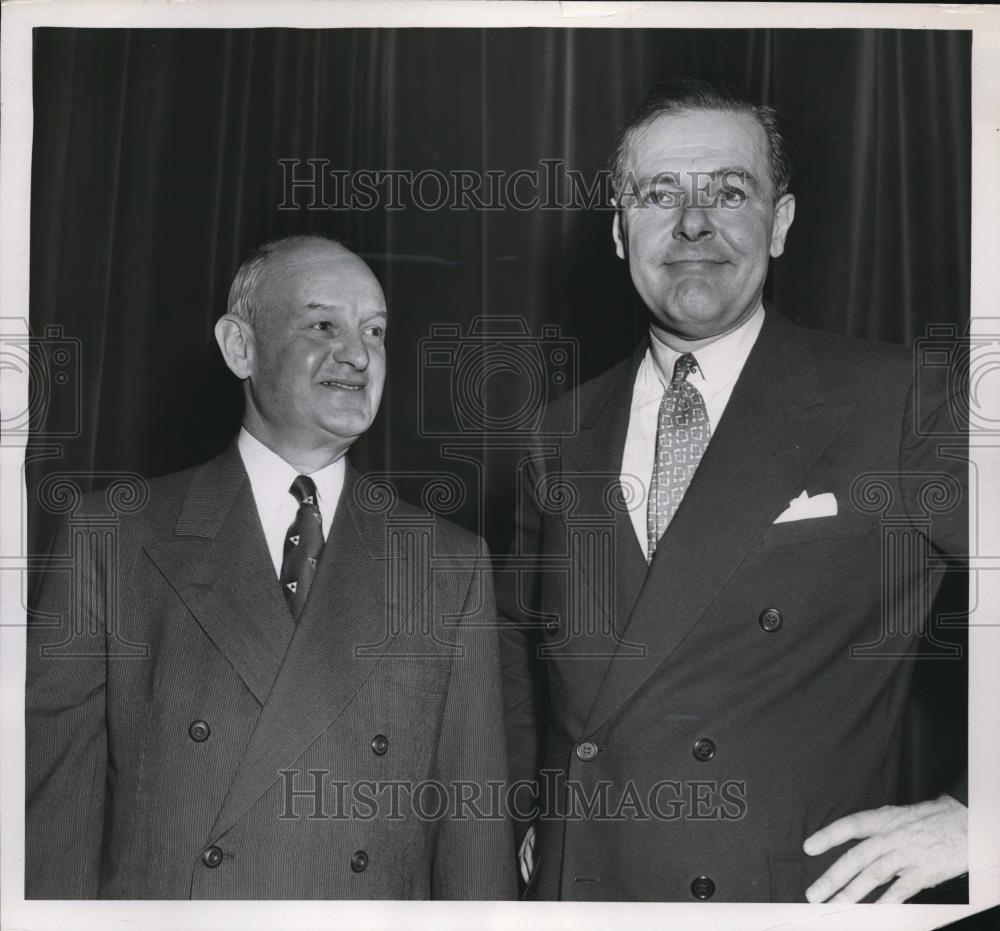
26, 235, 517, 899
499, 80, 968, 903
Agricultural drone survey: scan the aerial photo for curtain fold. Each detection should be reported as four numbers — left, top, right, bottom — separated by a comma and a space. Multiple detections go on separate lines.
28, 26, 970, 547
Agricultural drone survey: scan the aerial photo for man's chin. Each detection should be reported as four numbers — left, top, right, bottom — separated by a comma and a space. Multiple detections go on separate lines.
318, 413, 373, 445
647, 306, 746, 348
670, 277, 727, 316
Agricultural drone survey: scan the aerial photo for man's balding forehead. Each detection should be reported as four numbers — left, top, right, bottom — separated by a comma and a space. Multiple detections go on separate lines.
268, 238, 354, 266
226, 234, 382, 328
263, 240, 380, 286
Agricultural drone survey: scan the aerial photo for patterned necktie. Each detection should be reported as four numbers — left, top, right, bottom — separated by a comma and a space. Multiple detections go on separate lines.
646, 352, 712, 561
280, 475, 325, 619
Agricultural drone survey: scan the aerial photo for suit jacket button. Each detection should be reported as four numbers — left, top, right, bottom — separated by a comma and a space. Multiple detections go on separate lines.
691, 875, 715, 899
693, 738, 716, 762
351, 850, 369, 873
575, 740, 599, 762
545, 618, 559, 633
759, 608, 783, 631
188, 720, 211, 742
202, 846, 223, 868
371, 734, 388, 756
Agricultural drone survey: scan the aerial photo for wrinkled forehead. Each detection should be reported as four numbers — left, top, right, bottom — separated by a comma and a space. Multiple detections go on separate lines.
628, 109, 771, 187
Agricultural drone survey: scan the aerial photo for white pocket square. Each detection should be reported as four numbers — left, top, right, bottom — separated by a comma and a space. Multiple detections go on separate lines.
772, 490, 838, 524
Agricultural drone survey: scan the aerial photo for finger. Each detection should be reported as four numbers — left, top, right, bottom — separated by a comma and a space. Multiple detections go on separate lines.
876, 871, 925, 904
827, 852, 905, 904
805, 838, 884, 903
803, 806, 895, 856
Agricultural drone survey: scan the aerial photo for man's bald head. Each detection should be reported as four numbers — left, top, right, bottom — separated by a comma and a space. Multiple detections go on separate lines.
216, 234, 388, 472
228, 235, 359, 329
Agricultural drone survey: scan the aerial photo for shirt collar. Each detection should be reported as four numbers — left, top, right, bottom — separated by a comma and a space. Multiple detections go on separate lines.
647, 303, 765, 390
237, 427, 345, 524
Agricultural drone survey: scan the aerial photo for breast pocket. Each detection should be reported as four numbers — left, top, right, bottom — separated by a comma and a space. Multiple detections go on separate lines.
759, 513, 873, 548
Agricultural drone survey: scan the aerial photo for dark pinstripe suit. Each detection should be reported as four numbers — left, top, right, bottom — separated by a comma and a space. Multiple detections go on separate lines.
26, 443, 516, 899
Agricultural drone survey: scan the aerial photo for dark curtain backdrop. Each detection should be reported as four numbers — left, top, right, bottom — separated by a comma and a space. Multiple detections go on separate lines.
26, 27, 969, 811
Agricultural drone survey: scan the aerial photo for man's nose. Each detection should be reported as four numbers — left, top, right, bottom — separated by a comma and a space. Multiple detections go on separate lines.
672, 201, 716, 242
332, 329, 370, 370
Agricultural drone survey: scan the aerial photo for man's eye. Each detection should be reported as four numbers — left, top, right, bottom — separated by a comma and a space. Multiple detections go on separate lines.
720, 187, 747, 208
311, 321, 332, 332
365, 325, 385, 340
646, 188, 682, 208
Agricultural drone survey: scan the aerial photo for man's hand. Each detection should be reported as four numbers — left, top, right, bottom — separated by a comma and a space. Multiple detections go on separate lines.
803, 795, 967, 904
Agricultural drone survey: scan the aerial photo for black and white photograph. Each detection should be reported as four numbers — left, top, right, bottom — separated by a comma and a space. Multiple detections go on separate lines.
1, 2, 998, 929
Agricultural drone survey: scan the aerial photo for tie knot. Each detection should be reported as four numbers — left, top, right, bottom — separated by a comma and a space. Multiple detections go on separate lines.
671, 353, 699, 386
290, 474, 318, 506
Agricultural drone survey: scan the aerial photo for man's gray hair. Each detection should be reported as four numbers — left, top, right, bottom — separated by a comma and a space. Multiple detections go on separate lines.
226, 233, 339, 327
610, 78, 792, 203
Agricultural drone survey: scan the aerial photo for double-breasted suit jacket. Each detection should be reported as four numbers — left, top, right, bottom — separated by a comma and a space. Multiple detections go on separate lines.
499, 309, 967, 901
26, 444, 517, 899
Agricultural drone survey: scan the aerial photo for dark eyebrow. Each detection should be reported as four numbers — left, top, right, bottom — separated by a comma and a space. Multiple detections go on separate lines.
304, 302, 340, 311
638, 167, 760, 189
712, 167, 759, 190
637, 172, 683, 187
304, 302, 387, 315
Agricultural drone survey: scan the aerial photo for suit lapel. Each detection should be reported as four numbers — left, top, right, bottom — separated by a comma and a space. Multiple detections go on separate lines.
583, 312, 857, 734
144, 444, 295, 706
564, 345, 649, 636
542, 348, 649, 725
209, 464, 395, 839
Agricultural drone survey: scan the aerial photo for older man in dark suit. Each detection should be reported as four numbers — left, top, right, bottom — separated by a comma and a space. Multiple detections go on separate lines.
26, 235, 516, 899
499, 79, 968, 903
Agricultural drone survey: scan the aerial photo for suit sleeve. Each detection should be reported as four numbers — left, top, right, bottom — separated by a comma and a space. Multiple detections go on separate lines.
495, 450, 548, 842
25, 517, 108, 898
430, 541, 519, 900
900, 356, 968, 557
899, 364, 969, 806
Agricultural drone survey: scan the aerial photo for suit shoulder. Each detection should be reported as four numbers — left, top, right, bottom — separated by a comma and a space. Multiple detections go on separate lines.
791, 324, 913, 391
795, 324, 911, 368
385, 497, 488, 556
540, 351, 638, 433
143, 462, 207, 500
72, 460, 209, 526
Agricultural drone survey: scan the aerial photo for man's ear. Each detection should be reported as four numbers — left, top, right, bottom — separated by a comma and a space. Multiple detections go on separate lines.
612, 200, 628, 261
214, 314, 257, 380
769, 193, 796, 258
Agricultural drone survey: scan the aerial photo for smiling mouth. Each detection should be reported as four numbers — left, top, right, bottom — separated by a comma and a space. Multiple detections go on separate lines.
666, 259, 726, 265
319, 380, 366, 391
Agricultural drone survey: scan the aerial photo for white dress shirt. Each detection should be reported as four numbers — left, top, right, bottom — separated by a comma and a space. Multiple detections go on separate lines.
237, 427, 346, 578
620, 304, 765, 549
